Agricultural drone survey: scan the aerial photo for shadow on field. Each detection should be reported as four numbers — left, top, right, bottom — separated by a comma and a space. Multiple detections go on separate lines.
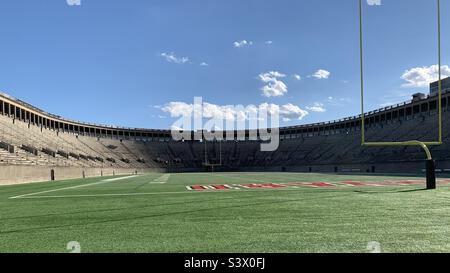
0, 191, 353, 235
352, 188, 428, 194
328, 172, 450, 179
2, 193, 261, 221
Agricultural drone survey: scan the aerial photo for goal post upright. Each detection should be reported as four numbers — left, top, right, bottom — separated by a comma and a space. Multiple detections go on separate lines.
438, 0, 443, 144
358, 0, 443, 189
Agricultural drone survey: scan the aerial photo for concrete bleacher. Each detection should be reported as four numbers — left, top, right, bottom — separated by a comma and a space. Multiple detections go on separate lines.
1, 97, 450, 179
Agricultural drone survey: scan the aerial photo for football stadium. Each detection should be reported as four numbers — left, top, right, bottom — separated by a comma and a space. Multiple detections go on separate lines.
1, 0, 450, 256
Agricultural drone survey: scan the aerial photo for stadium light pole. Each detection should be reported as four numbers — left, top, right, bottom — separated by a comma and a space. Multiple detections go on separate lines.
358, 0, 442, 190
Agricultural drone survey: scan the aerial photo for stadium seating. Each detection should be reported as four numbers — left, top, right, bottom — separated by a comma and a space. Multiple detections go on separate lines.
1, 91, 450, 180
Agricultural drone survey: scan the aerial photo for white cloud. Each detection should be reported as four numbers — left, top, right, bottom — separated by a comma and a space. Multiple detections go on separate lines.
259, 71, 288, 97
279, 103, 309, 121
326, 97, 352, 106
311, 69, 331, 79
202, 103, 237, 121
258, 103, 309, 121
265, 41, 273, 45
162, 102, 194, 117
161, 101, 309, 123
401, 65, 450, 88
367, 0, 381, 6
293, 74, 302, 80
200, 62, 209, 67
162, 101, 246, 121
306, 102, 326, 113
234, 40, 253, 48
160, 52, 189, 64
378, 90, 411, 108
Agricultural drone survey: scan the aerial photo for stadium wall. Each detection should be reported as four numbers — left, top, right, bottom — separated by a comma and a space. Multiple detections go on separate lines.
256, 161, 450, 174
211, 160, 450, 174
0, 166, 162, 185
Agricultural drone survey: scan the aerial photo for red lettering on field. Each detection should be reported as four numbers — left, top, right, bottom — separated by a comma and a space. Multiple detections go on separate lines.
240, 183, 287, 189
396, 181, 421, 185
190, 185, 209, 191
300, 182, 336, 187
210, 185, 230, 190
286, 183, 306, 186
312, 182, 335, 187
340, 181, 370, 187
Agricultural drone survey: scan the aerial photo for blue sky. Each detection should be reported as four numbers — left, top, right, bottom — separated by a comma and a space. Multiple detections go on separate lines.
0, 0, 448, 129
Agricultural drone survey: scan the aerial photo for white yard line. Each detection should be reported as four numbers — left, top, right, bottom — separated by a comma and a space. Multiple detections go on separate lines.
102, 176, 139, 182
149, 174, 170, 184
9, 187, 312, 199
9, 175, 139, 199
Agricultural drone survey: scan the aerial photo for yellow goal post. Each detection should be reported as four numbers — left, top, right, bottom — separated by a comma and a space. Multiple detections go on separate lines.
358, 0, 443, 189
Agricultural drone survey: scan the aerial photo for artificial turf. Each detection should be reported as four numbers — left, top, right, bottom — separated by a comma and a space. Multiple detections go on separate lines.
1, 172, 450, 253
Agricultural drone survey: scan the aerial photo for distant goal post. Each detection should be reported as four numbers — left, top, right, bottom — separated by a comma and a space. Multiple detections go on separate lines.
203, 138, 222, 173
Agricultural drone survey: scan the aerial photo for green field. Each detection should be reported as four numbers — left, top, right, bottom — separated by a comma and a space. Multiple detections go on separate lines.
1, 172, 450, 253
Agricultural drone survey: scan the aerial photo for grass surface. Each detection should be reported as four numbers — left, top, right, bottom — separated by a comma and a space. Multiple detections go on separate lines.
1, 172, 450, 253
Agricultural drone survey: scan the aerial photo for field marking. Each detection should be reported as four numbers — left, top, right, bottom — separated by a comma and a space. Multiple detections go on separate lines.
9, 175, 139, 199
102, 176, 139, 182
8, 187, 325, 199
132, 174, 171, 190
10, 180, 432, 200
149, 174, 170, 184
10, 173, 446, 200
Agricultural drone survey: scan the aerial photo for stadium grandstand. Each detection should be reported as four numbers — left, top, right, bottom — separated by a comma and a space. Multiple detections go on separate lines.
1, 78, 449, 185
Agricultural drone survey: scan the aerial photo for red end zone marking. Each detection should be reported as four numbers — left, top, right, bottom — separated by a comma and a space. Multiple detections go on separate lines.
305, 182, 336, 187
239, 183, 287, 189
186, 179, 438, 191
285, 182, 336, 187
187, 185, 208, 191
186, 184, 240, 191
340, 181, 371, 187
396, 181, 422, 185
209, 185, 231, 190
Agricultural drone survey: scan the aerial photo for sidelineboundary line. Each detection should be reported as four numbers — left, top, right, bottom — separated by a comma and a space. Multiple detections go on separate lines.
9, 175, 139, 199
8, 187, 330, 200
